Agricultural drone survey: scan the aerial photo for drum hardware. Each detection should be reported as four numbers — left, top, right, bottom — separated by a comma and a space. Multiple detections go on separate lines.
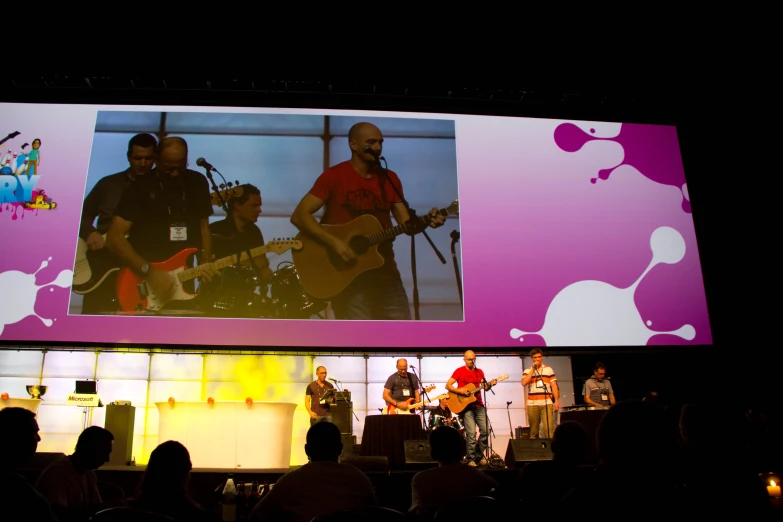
271, 262, 327, 319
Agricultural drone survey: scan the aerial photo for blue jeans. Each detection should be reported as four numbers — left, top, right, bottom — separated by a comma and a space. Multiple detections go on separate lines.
331, 269, 411, 320
461, 406, 489, 463
310, 414, 333, 427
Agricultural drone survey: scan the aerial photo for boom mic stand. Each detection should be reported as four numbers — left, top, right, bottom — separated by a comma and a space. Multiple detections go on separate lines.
410, 365, 430, 433
378, 156, 446, 320
479, 374, 505, 468
450, 230, 463, 307
329, 379, 360, 424
506, 401, 514, 438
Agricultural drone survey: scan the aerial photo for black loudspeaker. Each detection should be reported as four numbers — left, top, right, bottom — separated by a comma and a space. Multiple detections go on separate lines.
404, 440, 437, 469
341, 456, 389, 473
340, 435, 358, 457
331, 402, 352, 435
104, 404, 136, 466
504, 438, 554, 468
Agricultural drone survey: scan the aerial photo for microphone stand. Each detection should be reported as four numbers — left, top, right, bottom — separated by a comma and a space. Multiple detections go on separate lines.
450, 230, 463, 307
480, 375, 504, 468
378, 156, 446, 320
410, 366, 429, 433
533, 365, 554, 439
506, 401, 514, 439
329, 379, 360, 424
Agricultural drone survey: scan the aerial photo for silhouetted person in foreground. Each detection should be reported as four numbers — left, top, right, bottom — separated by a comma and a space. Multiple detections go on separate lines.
35, 425, 116, 521
250, 421, 376, 522
409, 426, 497, 518
130, 440, 219, 522
557, 400, 682, 516
0, 407, 58, 521
679, 403, 771, 516
517, 420, 589, 505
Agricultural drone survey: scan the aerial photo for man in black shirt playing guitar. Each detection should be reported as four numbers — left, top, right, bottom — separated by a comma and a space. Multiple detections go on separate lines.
74, 134, 157, 314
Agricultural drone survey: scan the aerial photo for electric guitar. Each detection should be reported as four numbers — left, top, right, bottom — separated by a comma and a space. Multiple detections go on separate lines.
384, 393, 448, 415
210, 185, 244, 207
292, 200, 459, 299
444, 374, 509, 414
72, 233, 127, 295
382, 385, 436, 415
115, 239, 302, 312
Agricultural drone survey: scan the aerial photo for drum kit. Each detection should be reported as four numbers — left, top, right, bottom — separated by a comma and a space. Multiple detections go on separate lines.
203, 260, 327, 319
423, 404, 465, 438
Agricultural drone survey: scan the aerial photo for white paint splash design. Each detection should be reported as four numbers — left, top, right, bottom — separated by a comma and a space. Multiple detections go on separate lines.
510, 226, 696, 346
0, 258, 73, 336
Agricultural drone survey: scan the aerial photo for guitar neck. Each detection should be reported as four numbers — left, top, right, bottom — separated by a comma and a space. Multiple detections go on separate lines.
367, 206, 451, 246
176, 245, 272, 283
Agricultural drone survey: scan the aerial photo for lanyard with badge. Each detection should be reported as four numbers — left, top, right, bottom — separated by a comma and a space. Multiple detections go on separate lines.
159, 180, 187, 241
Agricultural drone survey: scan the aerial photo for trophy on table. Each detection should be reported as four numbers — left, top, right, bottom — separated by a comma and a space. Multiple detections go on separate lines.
26, 385, 48, 399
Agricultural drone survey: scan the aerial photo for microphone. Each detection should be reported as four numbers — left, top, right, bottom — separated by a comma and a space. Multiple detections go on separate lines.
196, 157, 216, 171
327, 377, 339, 383
410, 365, 416, 370
507, 401, 513, 406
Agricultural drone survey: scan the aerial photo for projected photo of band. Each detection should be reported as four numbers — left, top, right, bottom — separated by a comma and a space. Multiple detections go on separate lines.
69, 112, 462, 321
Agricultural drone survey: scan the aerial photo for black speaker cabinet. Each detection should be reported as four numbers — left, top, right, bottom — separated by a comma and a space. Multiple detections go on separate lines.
404, 440, 437, 469
331, 402, 353, 435
341, 455, 389, 473
504, 438, 554, 468
104, 404, 136, 466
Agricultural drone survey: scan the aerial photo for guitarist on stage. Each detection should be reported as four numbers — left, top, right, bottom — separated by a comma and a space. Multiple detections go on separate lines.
209, 183, 273, 285
107, 137, 220, 309
445, 350, 497, 467
382, 359, 421, 412
77, 133, 158, 314
290, 122, 446, 320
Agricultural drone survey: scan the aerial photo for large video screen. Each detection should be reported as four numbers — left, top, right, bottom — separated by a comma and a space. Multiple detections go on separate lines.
0, 103, 711, 348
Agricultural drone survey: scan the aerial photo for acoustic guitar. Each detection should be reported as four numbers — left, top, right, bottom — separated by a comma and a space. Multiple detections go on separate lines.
115, 239, 301, 312
444, 374, 509, 414
72, 186, 244, 295
292, 200, 459, 299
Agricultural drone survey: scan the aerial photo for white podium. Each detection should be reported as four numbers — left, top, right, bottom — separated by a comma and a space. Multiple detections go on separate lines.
0, 397, 43, 413
155, 401, 297, 470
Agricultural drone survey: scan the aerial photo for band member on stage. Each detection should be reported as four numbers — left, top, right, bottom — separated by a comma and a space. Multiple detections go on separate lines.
305, 366, 334, 426
77, 133, 157, 314
522, 348, 560, 439
107, 137, 219, 307
583, 362, 615, 409
209, 183, 273, 282
446, 350, 496, 467
383, 359, 420, 412
290, 122, 446, 320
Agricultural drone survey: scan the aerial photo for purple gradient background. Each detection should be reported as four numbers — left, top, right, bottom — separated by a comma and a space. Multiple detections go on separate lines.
0, 104, 712, 348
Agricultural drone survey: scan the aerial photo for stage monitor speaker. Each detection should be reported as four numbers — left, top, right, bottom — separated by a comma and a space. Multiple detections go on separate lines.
341, 456, 389, 473
505, 438, 554, 468
331, 402, 352, 435
104, 404, 136, 466
404, 440, 437, 469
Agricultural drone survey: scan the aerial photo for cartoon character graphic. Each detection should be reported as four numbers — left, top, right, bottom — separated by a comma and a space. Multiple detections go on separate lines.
24, 189, 56, 210
25, 138, 41, 177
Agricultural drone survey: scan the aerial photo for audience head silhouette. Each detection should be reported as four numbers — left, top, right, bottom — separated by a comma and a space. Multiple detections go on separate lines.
428, 426, 463, 465
550, 421, 588, 464
597, 399, 674, 469
141, 440, 193, 498
0, 407, 40, 469
73, 426, 114, 470
305, 421, 342, 462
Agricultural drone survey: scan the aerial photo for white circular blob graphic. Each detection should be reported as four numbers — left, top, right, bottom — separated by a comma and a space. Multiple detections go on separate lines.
650, 227, 686, 265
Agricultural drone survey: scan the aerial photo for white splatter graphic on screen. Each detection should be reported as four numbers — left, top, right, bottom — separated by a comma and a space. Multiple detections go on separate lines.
0, 258, 73, 336
510, 227, 696, 346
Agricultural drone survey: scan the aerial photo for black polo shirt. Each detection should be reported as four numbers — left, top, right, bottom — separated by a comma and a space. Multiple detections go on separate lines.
113, 168, 213, 263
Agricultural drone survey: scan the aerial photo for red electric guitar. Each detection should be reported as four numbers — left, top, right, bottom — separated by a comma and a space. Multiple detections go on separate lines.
382, 385, 437, 414
115, 239, 301, 312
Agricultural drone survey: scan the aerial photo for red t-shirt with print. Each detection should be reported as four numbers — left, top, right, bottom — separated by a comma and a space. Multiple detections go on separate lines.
451, 366, 487, 407
309, 161, 404, 274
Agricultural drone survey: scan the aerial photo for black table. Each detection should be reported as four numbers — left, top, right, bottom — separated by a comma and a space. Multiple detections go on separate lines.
560, 408, 609, 464
360, 415, 425, 469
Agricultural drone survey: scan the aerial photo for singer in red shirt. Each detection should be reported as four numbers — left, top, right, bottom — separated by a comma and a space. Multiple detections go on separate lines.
290, 122, 446, 320
446, 350, 497, 467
